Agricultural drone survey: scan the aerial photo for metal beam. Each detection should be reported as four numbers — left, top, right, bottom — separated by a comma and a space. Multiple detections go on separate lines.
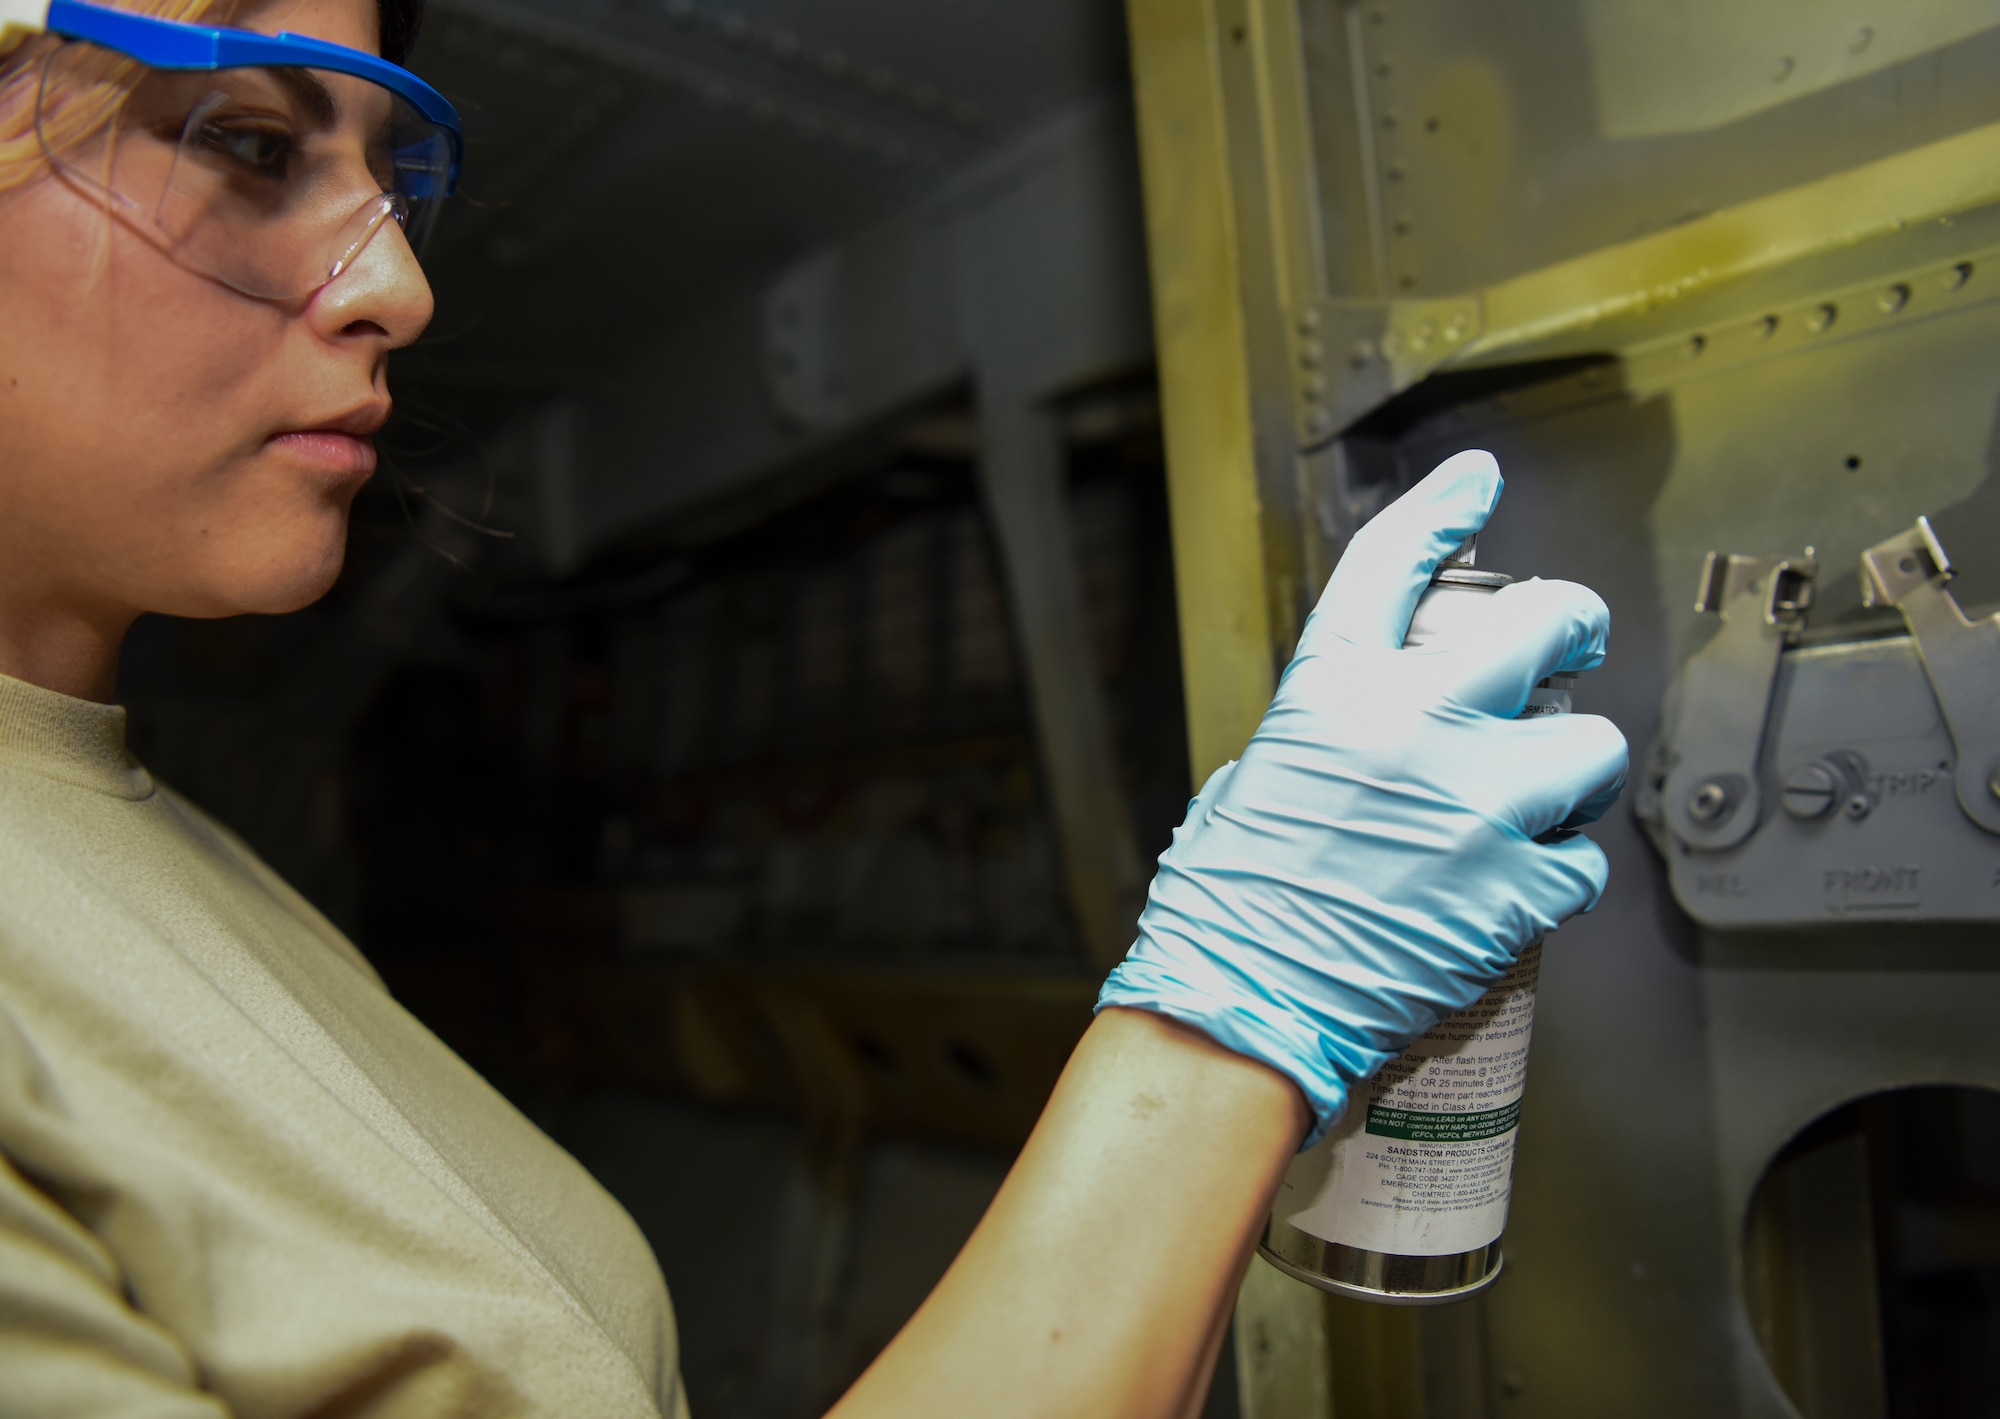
975, 398, 1144, 973
1123, 0, 1283, 786
432, 0, 981, 170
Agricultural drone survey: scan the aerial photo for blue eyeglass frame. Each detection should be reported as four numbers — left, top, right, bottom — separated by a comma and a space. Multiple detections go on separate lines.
40, 0, 463, 192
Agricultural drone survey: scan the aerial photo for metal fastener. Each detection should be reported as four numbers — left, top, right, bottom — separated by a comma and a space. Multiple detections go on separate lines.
1806, 303, 1837, 333
1781, 763, 1838, 819
1688, 779, 1734, 824
1879, 284, 1909, 314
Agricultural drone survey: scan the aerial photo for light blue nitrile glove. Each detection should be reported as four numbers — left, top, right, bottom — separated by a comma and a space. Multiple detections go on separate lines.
1096, 450, 1629, 1147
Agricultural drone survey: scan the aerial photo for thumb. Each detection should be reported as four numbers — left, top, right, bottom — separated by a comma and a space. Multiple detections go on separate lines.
1296, 450, 1503, 653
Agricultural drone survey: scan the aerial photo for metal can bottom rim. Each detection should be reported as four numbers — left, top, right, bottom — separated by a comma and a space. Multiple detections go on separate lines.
1258, 1217, 1504, 1307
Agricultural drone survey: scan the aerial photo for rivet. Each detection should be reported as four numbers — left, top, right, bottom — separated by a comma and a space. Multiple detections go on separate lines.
1806, 303, 1837, 333
1444, 313, 1468, 341
1771, 55, 1794, 82
1297, 307, 1322, 335
1302, 373, 1327, 398
1393, 214, 1413, 235
1944, 262, 1973, 291
1308, 408, 1333, 436
1387, 159, 1407, 181
1687, 333, 1707, 357
1849, 26, 1874, 54
1754, 314, 1779, 339
1843, 793, 1873, 821
1382, 108, 1401, 130
1397, 272, 1419, 291
1879, 284, 1910, 314
1299, 338, 1325, 368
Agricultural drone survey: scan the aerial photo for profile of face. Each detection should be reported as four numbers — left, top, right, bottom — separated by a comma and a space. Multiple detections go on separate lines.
0, 0, 434, 689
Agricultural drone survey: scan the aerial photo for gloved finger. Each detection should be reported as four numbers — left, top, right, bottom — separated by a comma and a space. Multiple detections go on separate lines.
1432, 577, 1610, 718
1298, 449, 1502, 653
1556, 740, 1630, 828
1474, 712, 1630, 839
1187, 758, 1239, 822
1535, 830, 1613, 917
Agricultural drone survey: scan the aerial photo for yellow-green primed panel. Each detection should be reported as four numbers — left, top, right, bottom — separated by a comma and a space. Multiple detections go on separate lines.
1374, 116, 2000, 389
1126, 0, 1278, 782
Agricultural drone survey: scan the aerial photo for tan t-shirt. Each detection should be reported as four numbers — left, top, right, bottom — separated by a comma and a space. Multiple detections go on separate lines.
0, 673, 685, 1417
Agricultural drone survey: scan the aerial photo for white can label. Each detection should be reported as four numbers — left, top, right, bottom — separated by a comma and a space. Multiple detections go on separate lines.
1273, 941, 1542, 1257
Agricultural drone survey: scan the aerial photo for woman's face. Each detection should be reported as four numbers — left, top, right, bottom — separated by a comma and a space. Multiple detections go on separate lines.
0, 0, 434, 630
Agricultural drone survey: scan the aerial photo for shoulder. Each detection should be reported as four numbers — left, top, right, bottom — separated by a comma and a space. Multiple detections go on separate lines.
150, 784, 390, 992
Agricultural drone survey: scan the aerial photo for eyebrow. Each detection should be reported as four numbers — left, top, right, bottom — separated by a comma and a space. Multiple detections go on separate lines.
269, 65, 338, 128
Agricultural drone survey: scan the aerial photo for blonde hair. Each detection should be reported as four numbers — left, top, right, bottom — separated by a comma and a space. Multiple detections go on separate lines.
0, 0, 237, 198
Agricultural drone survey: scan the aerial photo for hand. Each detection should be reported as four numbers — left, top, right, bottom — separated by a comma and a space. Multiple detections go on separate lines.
1096, 450, 1629, 1145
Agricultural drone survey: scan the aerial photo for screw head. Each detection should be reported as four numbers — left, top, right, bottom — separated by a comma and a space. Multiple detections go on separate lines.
1781, 763, 1838, 819
1688, 779, 1734, 824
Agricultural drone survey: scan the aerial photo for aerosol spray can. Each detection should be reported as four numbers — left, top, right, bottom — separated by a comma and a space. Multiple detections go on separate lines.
1257, 543, 1576, 1305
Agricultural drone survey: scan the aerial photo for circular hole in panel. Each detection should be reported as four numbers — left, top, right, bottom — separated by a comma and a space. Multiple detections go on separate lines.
1742, 1086, 2000, 1418
1845, 456, 1863, 471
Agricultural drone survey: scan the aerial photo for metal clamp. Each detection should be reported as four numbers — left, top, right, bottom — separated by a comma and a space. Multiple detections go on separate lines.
1660, 549, 1819, 850
1859, 517, 2000, 835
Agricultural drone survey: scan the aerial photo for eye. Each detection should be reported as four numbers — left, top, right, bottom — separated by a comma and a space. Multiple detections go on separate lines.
196, 121, 295, 180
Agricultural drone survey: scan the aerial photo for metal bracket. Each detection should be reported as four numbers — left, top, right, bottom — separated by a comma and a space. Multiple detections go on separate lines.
1660, 549, 1819, 851
1859, 517, 2000, 835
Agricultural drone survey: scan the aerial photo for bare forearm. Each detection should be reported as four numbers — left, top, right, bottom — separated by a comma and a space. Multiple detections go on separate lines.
828, 1008, 1308, 1419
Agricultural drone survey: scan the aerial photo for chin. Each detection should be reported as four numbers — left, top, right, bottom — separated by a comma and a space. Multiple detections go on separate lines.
195, 526, 353, 619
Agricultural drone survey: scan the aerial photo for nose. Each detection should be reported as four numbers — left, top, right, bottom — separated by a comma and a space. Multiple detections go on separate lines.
306, 210, 436, 351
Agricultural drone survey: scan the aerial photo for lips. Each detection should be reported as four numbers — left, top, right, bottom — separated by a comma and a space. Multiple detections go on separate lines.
269, 429, 379, 478
267, 403, 390, 479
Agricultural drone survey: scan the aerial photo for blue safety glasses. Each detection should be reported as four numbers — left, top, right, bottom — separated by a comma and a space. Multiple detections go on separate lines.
27, 0, 464, 299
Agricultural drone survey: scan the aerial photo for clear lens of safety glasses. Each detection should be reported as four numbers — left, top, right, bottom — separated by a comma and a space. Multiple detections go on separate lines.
35, 41, 455, 300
